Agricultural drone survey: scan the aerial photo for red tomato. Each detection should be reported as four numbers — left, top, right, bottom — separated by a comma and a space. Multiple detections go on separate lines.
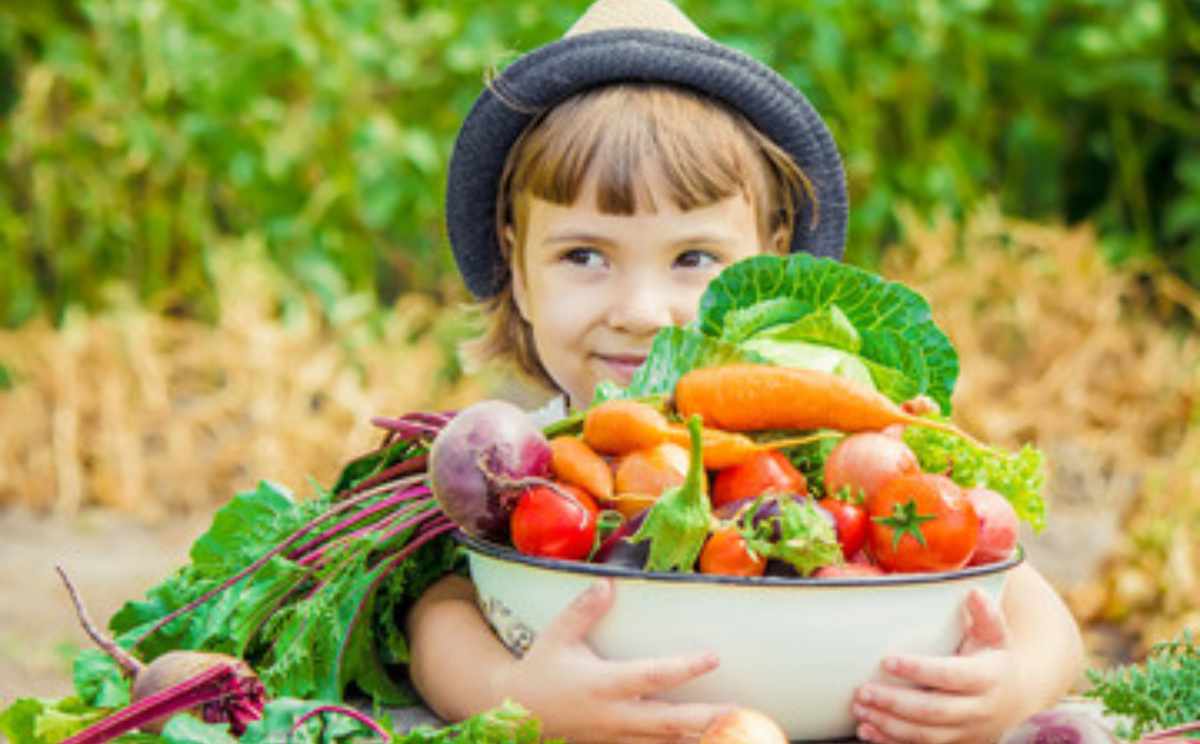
816, 497, 868, 559
867, 473, 979, 573
510, 483, 598, 561
711, 451, 806, 509
699, 528, 766, 577
824, 432, 919, 502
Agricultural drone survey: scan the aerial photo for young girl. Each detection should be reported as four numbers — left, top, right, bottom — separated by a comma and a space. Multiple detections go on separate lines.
408, 2, 1084, 743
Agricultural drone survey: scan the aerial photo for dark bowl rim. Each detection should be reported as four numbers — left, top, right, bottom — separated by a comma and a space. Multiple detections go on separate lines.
454, 531, 1024, 588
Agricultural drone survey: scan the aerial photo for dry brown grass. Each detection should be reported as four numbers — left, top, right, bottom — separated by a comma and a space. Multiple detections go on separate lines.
0, 249, 488, 520
882, 204, 1200, 656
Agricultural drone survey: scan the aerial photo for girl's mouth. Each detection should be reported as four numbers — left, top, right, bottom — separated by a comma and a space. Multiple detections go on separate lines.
596, 354, 648, 384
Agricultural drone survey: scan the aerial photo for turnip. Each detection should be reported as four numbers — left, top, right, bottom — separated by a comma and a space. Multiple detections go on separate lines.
966, 486, 1019, 565
429, 399, 553, 540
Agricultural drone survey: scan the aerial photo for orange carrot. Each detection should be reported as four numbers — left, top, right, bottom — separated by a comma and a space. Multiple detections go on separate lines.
584, 398, 833, 467
582, 400, 671, 455
612, 443, 689, 518
662, 426, 831, 470
675, 364, 977, 443
549, 436, 614, 502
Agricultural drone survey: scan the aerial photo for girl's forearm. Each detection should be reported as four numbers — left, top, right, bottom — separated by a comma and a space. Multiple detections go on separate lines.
406, 575, 516, 722
1004, 563, 1086, 716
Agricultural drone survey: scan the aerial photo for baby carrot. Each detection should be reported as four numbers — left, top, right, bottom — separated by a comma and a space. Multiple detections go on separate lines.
582, 400, 672, 454
549, 436, 614, 502
675, 364, 978, 443
584, 397, 831, 467
662, 426, 831, 470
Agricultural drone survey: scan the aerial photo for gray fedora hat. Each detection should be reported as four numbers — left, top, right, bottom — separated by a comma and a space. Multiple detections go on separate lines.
446, 0, 848, 299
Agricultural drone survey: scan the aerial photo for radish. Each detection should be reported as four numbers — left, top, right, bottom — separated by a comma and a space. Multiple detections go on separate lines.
965, 486, 1019, 565
429, 399, 553, 540
823, 432, 919, 502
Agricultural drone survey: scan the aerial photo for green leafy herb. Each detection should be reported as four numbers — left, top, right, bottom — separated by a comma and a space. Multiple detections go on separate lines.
396, 700, 561, 744
745, 497, 843, 576
631, 415, 714, 572
901, 420, 1047, 531
1084, 630, 1200, 740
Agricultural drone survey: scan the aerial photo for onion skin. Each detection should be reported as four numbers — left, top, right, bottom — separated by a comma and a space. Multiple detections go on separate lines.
700, 708, 788, 744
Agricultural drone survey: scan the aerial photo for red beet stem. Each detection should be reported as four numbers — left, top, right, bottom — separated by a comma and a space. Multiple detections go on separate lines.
369, 417, 440, 440
131, 484, 392, 649
369, 499, 442, 549
332, 520, 456, 678
296, 496, 434, 568
290, 704, 390, 741
55, 566, 144, 678
61, 663, 256, 744
341, 454, 429, 499
288, 483, 431, 560
1143, 722, 1200, 741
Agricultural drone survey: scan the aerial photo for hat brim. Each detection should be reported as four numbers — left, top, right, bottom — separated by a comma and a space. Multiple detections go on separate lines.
446, 29, 849, 300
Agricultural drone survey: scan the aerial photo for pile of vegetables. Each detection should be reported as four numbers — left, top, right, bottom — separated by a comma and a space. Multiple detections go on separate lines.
2, 254, 1055, 743
434, 254, 1046, 579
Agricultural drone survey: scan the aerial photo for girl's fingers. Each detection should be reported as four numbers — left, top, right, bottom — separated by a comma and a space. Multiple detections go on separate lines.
880, 653, 996, 694
959, 589, 1010, 651
539, 579, 614, 647
600, 652, 721, 698
610, 699, 732, 740
855, 710, 960, 744
854, 683, 983, 727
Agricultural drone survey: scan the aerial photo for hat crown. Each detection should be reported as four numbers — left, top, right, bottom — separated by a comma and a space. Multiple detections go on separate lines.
566, 0, 706, 39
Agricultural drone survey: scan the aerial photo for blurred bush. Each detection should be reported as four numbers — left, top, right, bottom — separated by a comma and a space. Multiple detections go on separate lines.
0, 0, 1197, 327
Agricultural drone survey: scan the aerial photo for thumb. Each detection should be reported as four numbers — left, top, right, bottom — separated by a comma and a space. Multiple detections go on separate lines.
959, 589, 1010, 652
540, 578, 614, 647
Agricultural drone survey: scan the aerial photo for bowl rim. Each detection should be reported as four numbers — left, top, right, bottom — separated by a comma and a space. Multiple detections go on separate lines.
455, 531, 1024, 588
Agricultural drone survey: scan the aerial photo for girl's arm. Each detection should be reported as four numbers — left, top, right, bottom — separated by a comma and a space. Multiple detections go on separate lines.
407, 575, 731, 743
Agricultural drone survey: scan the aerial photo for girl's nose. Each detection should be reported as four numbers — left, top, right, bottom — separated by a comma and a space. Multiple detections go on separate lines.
607, 277, 673, 335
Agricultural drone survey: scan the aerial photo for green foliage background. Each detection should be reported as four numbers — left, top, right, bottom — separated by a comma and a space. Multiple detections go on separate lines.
1, 0, 1198, 327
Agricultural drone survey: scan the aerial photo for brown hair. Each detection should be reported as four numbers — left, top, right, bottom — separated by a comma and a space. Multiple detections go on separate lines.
459, 82, 816, 393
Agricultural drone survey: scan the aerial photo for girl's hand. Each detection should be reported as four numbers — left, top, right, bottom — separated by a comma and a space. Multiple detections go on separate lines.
852, 589, 1027, 744
493, 578, 730, 743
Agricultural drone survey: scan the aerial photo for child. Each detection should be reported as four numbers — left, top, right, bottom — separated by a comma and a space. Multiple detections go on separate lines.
407, 2, 1085, 742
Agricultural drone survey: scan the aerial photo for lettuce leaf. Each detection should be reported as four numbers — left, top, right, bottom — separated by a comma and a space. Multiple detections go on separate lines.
902, 421, 1047, 531
698, 254, 959, 413
596, 326, 767, 402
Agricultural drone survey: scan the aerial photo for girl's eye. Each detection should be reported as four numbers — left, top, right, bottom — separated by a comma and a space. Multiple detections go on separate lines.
674, 249, 720, 269
561, 247, 607, 268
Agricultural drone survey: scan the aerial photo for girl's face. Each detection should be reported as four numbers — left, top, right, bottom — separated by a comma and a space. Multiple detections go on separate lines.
511, 166, 768, 411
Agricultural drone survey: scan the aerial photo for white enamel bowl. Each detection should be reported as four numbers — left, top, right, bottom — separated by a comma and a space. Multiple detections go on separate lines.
460, 533, 1022, 741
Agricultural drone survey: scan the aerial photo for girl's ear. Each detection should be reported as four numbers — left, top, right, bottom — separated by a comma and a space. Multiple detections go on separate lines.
505, 225, 531, 322
768, 226, 790, 255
